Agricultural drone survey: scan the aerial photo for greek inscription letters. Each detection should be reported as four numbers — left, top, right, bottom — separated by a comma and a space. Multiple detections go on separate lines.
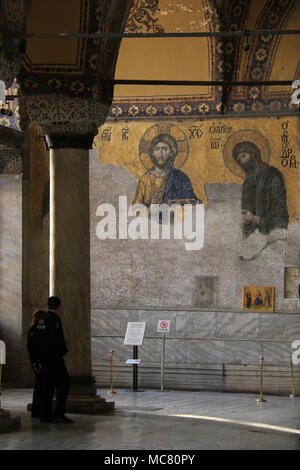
209, 122, 232, 134
211, 139, 220, 149
280, 121, 297, 169
101, 128, 112, 141
122, 127, 129, 141
281, 131, 289, 146
188, 126, 203, 139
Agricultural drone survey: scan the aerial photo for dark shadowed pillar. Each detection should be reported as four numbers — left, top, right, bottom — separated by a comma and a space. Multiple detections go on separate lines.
25, 95, 114, 412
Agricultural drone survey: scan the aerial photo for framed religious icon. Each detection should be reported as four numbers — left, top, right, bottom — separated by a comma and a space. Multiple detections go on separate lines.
243, 286, 275, 312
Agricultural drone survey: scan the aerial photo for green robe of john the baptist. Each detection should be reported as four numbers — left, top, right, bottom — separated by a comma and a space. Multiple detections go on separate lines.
242, 163, 289, 237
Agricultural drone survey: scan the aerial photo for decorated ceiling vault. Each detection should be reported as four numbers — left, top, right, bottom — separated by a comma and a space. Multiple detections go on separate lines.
1, 0, 299, 128
22, 0, 133, 103
0, 0, 134, 134
112, 0, 300, 118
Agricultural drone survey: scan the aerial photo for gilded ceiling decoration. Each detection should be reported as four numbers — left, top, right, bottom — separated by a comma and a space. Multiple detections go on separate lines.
21, 0, 133, 103
125, 0, 164, 33
110, 0, 300, 119
0, 0, 299, 130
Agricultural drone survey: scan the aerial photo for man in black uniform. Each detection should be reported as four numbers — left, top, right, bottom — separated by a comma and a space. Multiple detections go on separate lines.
27, 296, 73, 424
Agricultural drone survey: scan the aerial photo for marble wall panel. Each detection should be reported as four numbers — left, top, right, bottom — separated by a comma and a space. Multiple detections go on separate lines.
137, 310, 177, 337
261, 341, 295, 365
185, 340, 262, 364
164, 338, 186, 364
216, 312, 261, 340
91, 336, 133, 363
93, 309, 218, 339
91, 309, 138, 337
259, 314, 300, 340
175, 311, 217, 339
91, 310, 300, 377
138, 338, 164, 363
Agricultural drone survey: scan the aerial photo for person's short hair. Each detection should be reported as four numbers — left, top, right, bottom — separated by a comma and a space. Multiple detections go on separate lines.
31, 309, 46, 327
232, 141, 261, 163
48, 296, 61, 310
149, 134, 178, 161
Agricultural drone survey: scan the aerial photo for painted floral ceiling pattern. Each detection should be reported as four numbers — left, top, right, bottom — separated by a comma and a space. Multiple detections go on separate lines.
125, 0, 164, 33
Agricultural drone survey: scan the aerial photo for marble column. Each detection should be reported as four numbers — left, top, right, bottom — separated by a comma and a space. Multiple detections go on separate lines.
49, 146, 91, 378
47, 137, 113, 412
24, 95, 113, 412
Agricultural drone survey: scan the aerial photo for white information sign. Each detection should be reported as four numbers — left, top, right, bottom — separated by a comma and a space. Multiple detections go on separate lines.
124, 322, 146, 345
157, 320, 171, 333
0, 340, 6, 364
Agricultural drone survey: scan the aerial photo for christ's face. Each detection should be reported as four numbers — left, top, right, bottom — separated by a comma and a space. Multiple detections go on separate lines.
151, 141, 172, 169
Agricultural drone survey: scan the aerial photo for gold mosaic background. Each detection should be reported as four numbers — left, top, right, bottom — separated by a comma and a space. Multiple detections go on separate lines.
94, 116, 300, 223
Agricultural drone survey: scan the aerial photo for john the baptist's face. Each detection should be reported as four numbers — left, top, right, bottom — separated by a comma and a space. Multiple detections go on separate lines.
233, 141, 261, 175
236, 151, 257, 174
151, 141, 173, 169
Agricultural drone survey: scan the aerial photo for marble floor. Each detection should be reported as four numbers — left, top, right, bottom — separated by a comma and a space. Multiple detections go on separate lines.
1, 388, 300, 450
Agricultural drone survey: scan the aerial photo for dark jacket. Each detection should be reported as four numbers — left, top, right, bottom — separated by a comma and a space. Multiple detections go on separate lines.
27, 311, 68, 367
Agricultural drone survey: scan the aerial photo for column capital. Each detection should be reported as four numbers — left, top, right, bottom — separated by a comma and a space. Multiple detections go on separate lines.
44, 133, 96, 151
23, 94, 110, 148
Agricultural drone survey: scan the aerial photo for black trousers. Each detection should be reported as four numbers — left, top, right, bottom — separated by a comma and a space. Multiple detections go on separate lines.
31, 372, 42, 417
34, 358, 69, 420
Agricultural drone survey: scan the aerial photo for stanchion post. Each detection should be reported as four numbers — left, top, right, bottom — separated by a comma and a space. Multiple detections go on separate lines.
133, 345, 138, 391
290, 355, 296, 398
108, 350, 116, 395
257, 356, 266, 402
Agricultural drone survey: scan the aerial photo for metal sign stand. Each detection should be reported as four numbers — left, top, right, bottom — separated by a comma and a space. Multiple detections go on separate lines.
156, 320, 171, 393
161, 333, 165, 391
126, 346, 144, 392
133, 346, 138, 391
124, 322, 146, 392
108, 350, 116, 395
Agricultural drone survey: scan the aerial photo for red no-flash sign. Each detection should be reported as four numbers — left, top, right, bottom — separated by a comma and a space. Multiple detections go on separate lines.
157, 320, 170, 333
